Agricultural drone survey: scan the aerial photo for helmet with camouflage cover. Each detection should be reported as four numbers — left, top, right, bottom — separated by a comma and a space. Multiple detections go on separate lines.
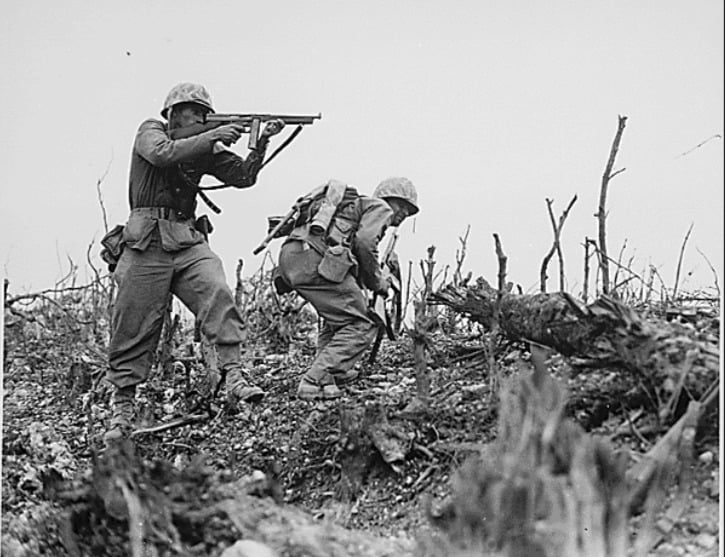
373, 177, 419, 215
161, 82, 215, 119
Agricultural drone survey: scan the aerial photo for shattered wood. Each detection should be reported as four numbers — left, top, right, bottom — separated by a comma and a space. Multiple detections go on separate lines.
431, 279, 719, 408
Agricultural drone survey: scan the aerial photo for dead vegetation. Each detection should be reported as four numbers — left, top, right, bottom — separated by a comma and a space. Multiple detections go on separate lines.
2, 115, 721, 556
3, 239, 719, 556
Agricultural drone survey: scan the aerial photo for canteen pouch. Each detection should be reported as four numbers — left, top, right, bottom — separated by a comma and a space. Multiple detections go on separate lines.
317, 245, 356, 283
194, 215, 214, 237
100, 224, 126, 272
271, 266, 293, 295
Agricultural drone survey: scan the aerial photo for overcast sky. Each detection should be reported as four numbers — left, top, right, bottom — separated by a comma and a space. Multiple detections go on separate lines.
1, 0, 722, 299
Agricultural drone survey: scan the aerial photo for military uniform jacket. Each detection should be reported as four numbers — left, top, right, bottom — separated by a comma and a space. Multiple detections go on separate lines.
123, 118, 266, 252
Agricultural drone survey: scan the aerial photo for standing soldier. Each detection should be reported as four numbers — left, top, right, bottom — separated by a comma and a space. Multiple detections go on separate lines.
276, 177, 419, 400
104, 82, 285, 444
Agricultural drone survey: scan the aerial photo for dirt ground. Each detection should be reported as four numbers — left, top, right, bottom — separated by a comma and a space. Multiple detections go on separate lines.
1, 317, 721, 556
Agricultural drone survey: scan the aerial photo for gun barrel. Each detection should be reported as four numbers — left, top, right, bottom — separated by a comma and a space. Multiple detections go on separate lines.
207, 113, 322, 125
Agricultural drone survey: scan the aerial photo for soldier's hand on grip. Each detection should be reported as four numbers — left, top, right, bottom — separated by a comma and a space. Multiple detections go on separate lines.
210, 124, 245, 145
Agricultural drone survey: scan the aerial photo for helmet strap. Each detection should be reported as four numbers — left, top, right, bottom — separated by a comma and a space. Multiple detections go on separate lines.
167, 105, 178, 128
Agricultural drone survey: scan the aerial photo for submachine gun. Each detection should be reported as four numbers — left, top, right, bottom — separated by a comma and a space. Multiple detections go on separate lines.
170, 112, 321, 151
169, 112, 321, 214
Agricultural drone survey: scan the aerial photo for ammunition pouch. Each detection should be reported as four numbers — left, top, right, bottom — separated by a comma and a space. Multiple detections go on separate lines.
100, 224, 126, 272
317, 245, 357, 283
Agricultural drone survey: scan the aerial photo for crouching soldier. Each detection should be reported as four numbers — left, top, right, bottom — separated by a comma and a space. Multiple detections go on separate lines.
103, 83, 285, 445
275, 177, 419, 400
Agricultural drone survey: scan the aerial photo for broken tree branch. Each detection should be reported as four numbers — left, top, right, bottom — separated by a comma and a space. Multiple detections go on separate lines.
131, 413, 208, 438
95, 153, 113, 235
540, 195, 578, 293
695, 247, 721, 299
672, 222, 694, 301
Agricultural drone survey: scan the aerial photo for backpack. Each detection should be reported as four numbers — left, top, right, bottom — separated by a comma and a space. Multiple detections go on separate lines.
268, 180, 359, 244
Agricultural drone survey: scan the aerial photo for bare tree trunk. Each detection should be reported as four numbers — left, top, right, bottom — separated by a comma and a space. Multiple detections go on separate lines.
234, 258, 245, 308
582, 237, 594, 303
154, 296, 177, 378
414, 246, 437, 406
597, 115, 628, 295
489, 234, 508, 397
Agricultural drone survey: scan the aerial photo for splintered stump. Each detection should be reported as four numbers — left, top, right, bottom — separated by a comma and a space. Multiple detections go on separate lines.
432, 278, 719, 408
338, 402, 412, 500
427, 368, 645, 557
338, 404, 371, 501
426, 366, 709, 557
59, 440, 413, 557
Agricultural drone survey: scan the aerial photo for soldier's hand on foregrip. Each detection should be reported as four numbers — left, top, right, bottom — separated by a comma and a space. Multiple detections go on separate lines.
210, 123, 245, 146
261, 119, 286, 138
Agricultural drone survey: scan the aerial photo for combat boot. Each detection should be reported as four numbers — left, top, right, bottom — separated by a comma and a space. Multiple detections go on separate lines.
224, 364, 265, 404
297, 373, 342, 400
103, 386, 136, 445
331, 369, 360, 386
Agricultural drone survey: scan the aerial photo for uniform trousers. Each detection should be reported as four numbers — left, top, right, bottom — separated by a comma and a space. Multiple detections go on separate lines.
278, 240, 376, 381
107, 233, 244, 389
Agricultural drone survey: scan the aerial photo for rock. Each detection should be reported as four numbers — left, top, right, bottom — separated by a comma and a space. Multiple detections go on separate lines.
655, 542, 682, 555
220, 539, 277, 557
698, 450, 714, 465
461, 383, 487, 396
250, 469, 266, 482
709, 471, 719, 498
695, 533, 717, 549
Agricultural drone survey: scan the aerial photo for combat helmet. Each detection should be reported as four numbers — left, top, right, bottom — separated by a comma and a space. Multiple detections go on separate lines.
161, 82, 214, 119
373, 177, 419, 215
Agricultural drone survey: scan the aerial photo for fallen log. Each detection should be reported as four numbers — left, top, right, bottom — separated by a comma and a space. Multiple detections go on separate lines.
431, 278, 719, 406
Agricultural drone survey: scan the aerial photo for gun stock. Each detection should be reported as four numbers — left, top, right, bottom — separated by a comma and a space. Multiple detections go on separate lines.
252, 193, 314, 255
253, 206, 298, 255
